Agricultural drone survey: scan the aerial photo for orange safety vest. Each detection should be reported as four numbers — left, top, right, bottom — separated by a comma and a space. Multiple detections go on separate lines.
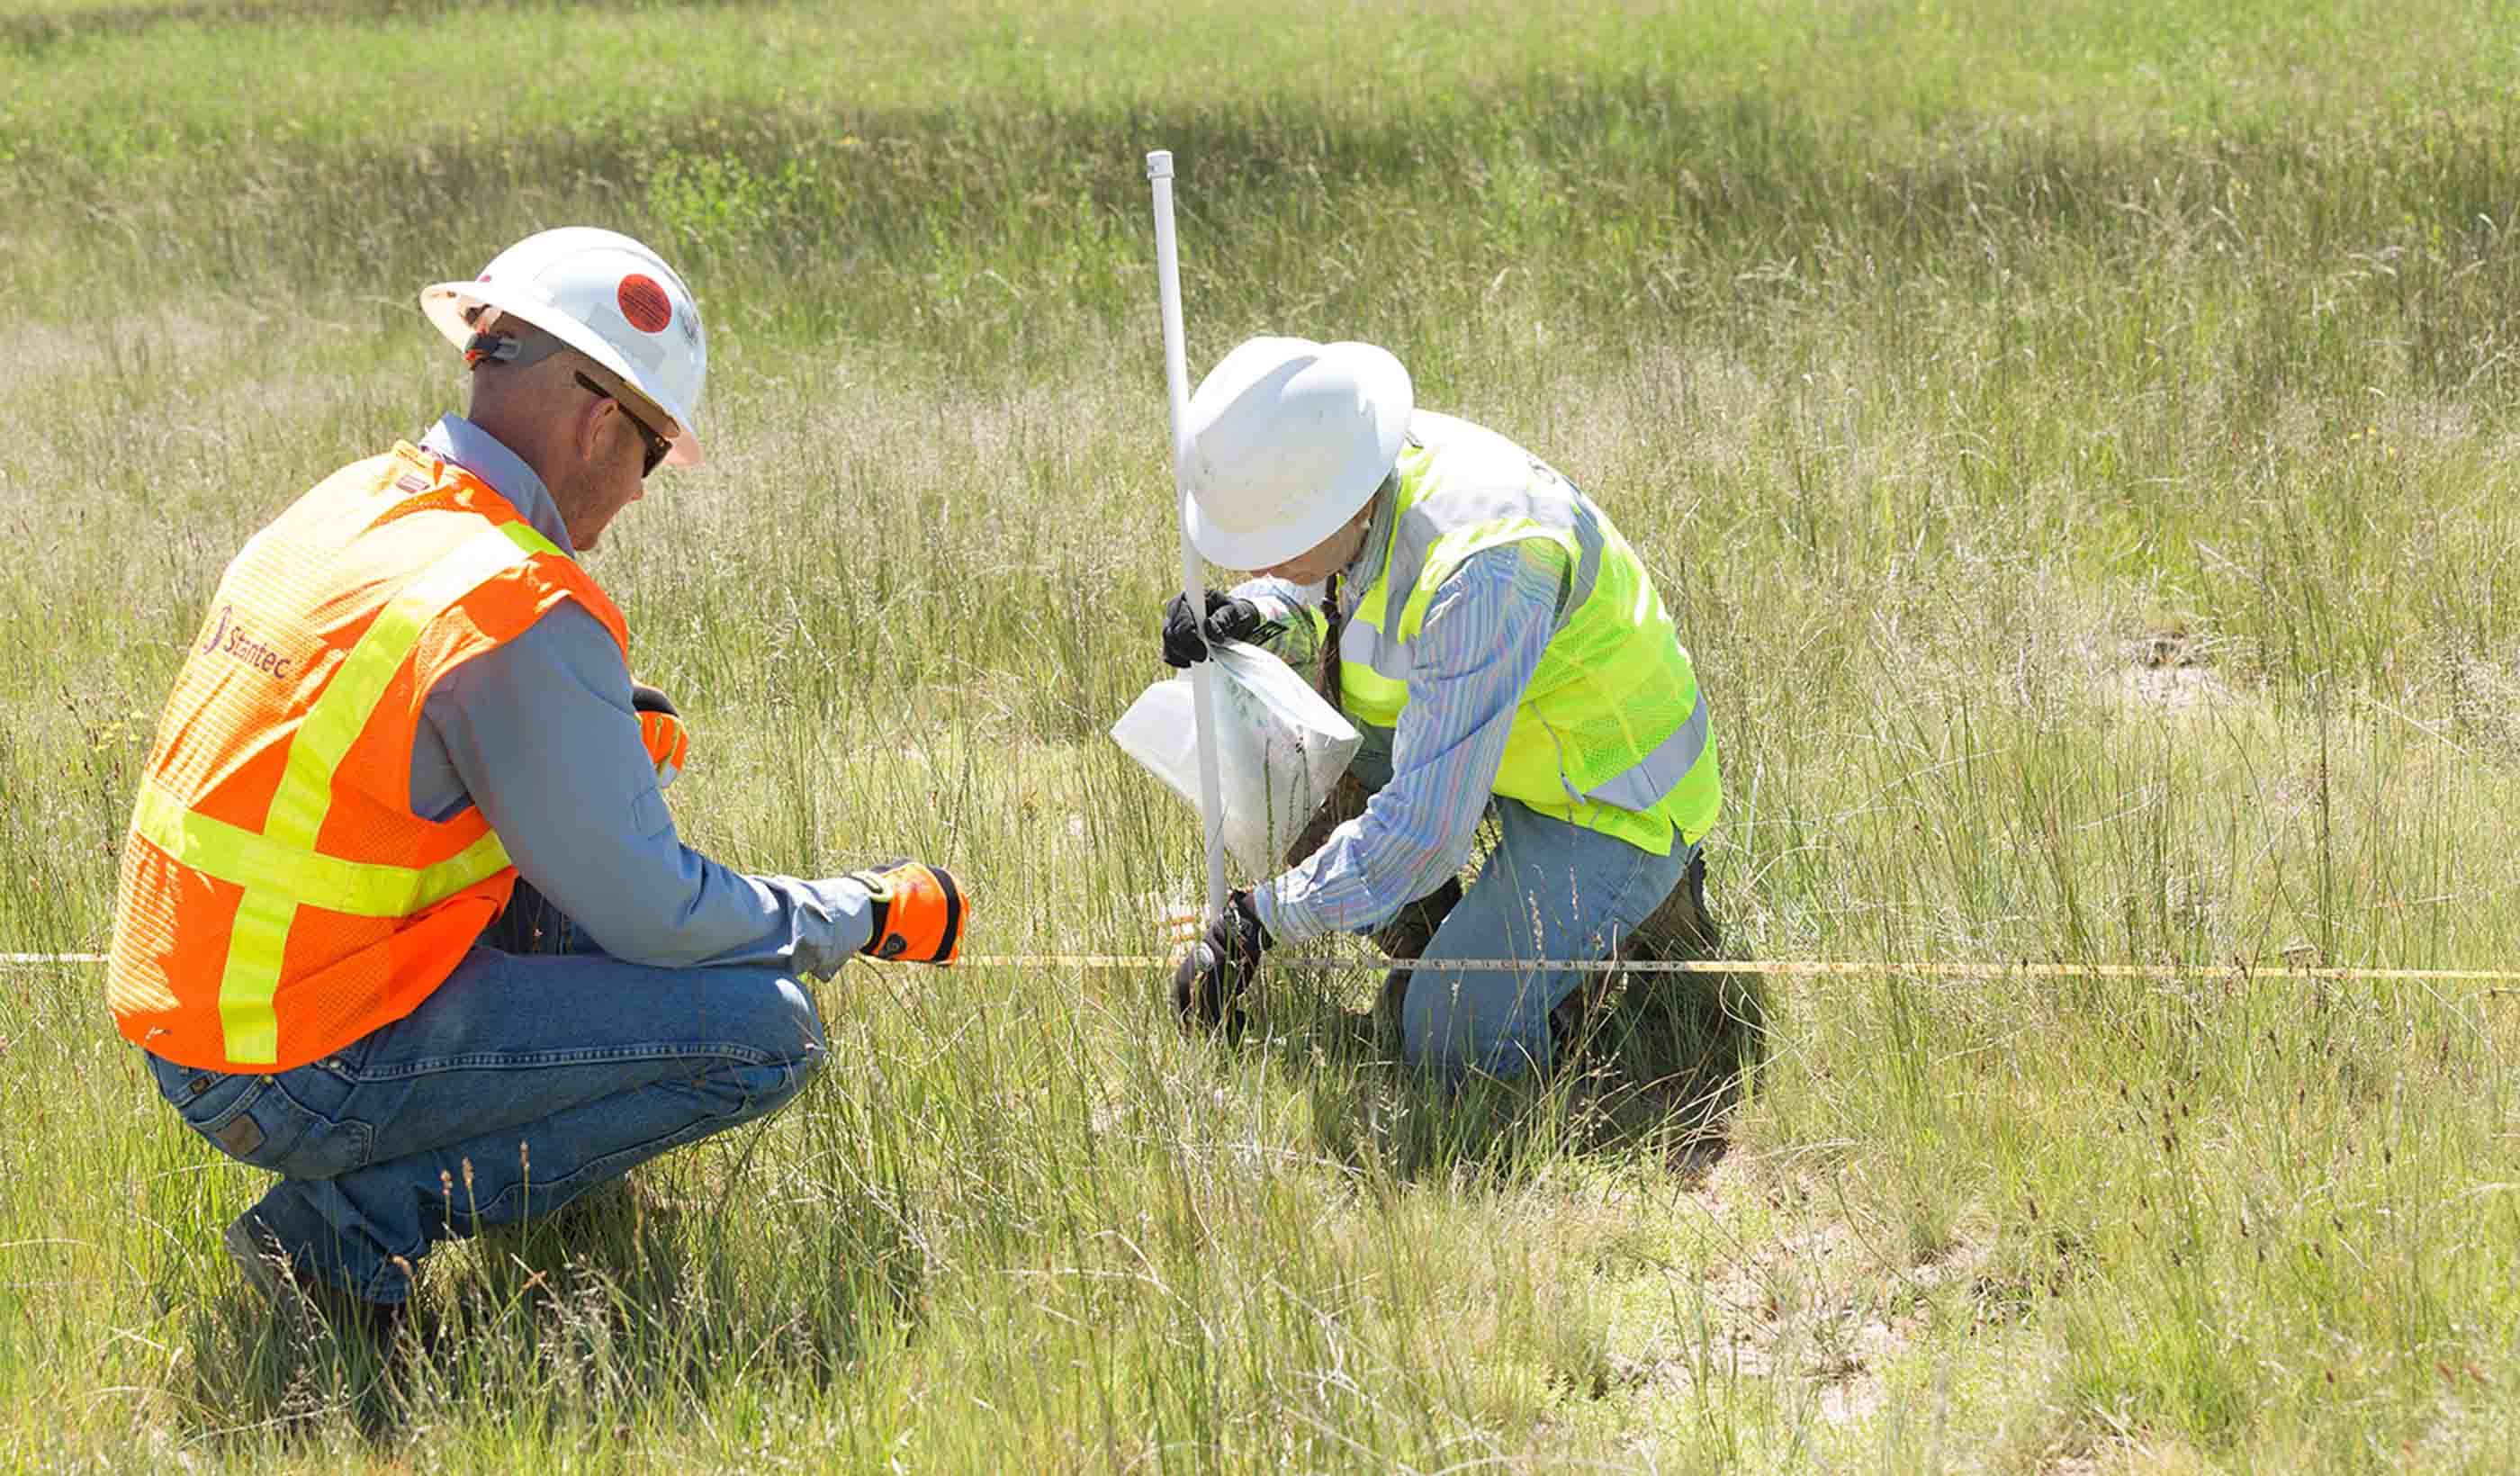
107, 443, 628, 1072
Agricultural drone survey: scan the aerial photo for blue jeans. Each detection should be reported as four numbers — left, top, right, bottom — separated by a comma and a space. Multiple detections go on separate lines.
1396, 796, 1690, 1082
1331, 727, 1691, 1082
145, 892, 825, 1304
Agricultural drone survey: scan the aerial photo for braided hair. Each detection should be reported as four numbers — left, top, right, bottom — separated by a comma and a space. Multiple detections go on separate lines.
1316, 572, 1343, 715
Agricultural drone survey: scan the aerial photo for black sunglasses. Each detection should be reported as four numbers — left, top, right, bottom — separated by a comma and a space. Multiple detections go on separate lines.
575, 372, 672, 477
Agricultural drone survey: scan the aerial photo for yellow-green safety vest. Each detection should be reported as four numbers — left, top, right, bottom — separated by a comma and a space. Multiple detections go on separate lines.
1333, 411, 1720, 855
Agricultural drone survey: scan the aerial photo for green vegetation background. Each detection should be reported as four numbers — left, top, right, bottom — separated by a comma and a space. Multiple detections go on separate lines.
3, 0, 2517, 1469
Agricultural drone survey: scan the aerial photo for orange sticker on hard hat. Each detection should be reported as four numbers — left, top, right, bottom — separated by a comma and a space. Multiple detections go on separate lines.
617, 274, 673, 334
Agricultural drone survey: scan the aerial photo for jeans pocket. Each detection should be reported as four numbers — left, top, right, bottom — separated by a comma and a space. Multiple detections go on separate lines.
149, 1054, 265, 1146
259, 1071, 376, 1178
146, 1053, 374, 1178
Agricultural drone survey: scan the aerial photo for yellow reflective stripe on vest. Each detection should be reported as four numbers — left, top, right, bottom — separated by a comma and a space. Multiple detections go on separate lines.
130, 783, 514, 917
260, 520, 561, 852
218, 888, 299, 1066
200, 520, 555, 1064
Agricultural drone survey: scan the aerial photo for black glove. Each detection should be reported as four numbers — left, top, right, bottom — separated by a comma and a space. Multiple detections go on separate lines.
1160, 590, 1283, 669
1172, 889, 1269, 1029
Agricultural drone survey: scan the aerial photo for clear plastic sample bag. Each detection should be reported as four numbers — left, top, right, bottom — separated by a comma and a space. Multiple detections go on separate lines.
1110, 641, 1363, 875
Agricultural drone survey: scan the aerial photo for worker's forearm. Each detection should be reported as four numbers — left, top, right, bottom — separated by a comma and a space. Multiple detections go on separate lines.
419, 608, 876, 975
1251, 545, 1560, 944
1255, 756, 1494, 943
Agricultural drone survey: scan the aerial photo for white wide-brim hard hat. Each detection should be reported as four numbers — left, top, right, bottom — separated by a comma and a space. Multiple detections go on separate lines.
1183, 336, 1412, 571
420, 227, 709, 469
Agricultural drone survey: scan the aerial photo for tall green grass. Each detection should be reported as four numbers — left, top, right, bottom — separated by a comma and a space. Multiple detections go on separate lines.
4, 0, 2520, 1469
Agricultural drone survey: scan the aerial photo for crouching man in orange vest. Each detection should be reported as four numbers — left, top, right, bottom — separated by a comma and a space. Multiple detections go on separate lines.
106, 228, 965, 1343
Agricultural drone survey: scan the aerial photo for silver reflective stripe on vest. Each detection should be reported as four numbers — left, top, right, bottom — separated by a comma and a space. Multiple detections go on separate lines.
1580, 685, 1713, 811
1388, 482, 1571, 605
1340, 611, 1410, 683
1379, 474, 1601, 630
1348, 457, 1613, 699
1560, 508, 1604, 631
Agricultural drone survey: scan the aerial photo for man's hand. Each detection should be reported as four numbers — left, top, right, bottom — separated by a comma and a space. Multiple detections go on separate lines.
1161, 590, 1283, 668
848, 860, 966, 964
631, 682, 688, 789
1172, 889, 1268, 1028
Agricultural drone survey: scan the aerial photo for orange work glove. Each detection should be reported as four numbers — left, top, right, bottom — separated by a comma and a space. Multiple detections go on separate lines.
848, 860, 966, 965
631, 682, 688, 789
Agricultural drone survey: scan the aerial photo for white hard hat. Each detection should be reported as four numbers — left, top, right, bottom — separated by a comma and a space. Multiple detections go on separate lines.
421, 227, 709, 468
1183, 336, 1412, 570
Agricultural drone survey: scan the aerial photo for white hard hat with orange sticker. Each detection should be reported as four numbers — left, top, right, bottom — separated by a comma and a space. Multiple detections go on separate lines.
420, 228, 709, 468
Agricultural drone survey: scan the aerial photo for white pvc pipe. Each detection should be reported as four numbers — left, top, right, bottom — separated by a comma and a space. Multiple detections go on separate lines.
1147, 149, 1229, 924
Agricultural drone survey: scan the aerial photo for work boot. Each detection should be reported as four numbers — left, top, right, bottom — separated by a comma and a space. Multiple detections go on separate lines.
1634, 850, 1723, 958
224, 1213, 406, 1347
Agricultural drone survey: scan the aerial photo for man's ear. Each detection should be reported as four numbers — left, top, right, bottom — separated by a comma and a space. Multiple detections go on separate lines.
570, 391, 611, 469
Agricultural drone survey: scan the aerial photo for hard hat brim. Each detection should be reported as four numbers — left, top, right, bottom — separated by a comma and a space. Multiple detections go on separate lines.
420, 279, 706, 469
1183, 341, 1411, 571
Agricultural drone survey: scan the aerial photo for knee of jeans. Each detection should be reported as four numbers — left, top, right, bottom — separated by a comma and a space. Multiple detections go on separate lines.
1401, 977, 1544, 1082
737, 1051, 820, 1118
713, 972, 824, 1065
765, 975, 827, 1060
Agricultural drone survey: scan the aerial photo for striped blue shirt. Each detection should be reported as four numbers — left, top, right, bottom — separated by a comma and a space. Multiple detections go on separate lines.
1233, 500, 1567, 946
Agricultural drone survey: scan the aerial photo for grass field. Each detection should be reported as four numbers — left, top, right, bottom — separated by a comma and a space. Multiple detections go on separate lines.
5, 0, 2520, 1469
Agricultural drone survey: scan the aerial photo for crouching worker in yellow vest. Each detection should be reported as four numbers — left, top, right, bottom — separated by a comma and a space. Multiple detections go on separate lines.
107, 228, 966, 1344
1166, 337, 1722, 1084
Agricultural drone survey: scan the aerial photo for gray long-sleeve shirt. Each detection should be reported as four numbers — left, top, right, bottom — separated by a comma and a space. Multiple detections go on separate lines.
409, 415, 877, 974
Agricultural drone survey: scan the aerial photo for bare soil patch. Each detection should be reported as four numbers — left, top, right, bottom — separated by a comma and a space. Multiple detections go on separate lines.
1613, 1154, 1996, 1428
2112, 631, 2234, 715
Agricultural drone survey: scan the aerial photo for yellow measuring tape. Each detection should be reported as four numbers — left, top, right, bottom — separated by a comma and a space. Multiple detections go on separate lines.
14, 950, 2520, 985
974, 955, 2520, 984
